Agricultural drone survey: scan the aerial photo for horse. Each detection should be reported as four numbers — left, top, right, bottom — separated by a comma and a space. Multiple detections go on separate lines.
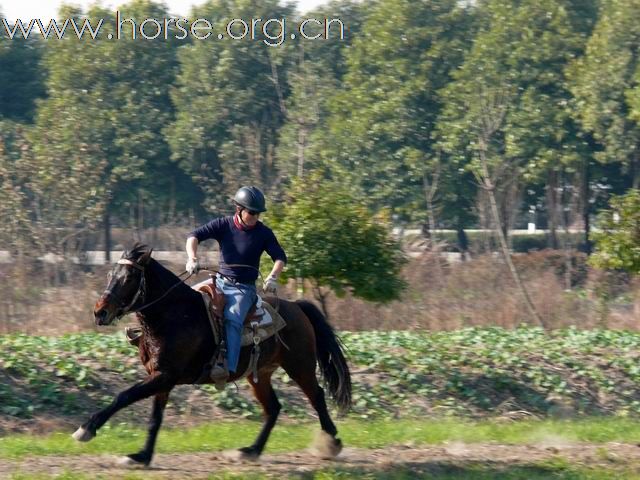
72, 244, 352, 466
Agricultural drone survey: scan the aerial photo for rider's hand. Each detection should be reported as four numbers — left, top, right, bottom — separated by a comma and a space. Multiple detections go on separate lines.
263, 276, 278, 294
186, 258, 200, 275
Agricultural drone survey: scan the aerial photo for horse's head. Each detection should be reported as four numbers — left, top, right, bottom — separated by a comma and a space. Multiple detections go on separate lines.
94, 244, 153, 326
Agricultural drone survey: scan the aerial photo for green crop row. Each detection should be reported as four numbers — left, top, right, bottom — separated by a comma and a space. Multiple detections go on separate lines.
2, 327, 640, 420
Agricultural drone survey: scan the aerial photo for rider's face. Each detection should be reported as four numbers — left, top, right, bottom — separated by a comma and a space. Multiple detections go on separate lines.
240, 208, 260, 226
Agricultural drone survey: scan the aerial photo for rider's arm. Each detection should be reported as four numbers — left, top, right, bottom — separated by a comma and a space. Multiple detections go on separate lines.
268, 259, 285, 280
187, 217, 225, 260
186, 236, 199, 261
265, 230, 287, 280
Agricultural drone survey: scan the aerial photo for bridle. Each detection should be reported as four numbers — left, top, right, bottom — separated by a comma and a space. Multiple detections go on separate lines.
103, 259, 147, 317
103, 258, 191, 319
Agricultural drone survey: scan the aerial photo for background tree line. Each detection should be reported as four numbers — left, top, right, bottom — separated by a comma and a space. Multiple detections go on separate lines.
0, 0, 639, 287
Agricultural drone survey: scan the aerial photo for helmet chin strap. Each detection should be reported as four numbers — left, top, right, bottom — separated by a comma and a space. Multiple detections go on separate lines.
236, 207, 251, 229
234, 201, 259, 230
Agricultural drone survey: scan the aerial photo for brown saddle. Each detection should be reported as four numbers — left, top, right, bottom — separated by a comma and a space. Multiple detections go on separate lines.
194, 283, 262, 325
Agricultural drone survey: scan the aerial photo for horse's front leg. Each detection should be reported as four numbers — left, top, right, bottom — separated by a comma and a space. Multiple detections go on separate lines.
118, 391, 171, 467
72, 372, 174, 443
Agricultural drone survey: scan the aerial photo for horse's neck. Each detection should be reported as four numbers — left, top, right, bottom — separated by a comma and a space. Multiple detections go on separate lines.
137, 261, 199, 328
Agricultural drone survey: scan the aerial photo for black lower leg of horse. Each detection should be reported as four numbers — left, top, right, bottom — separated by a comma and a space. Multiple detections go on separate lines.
288, 373, 342, 457
125, 391, 170, 466
240, 378, 281, 458
77, 373, 173, 438
287, 370, 338, 437
313, 386, 338, 437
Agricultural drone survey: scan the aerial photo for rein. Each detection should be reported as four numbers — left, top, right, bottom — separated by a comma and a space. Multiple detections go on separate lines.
106, 259, 279, 320
106, 259, 193, 318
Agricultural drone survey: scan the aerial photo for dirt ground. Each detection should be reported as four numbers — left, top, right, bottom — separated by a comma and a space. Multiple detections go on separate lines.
2, 442, 640, 478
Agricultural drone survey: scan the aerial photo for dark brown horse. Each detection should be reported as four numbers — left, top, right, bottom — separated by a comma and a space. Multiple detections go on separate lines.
72, 244, 351, 466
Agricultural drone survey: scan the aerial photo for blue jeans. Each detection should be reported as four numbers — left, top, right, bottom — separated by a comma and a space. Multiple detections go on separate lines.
215, 275, 257, 373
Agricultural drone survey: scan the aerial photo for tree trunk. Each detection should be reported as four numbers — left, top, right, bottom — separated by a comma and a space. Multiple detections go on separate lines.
480, 153, 543, 327
456, 222, 469, 260
632, 150, 640, 189
138, 189, 144, 240
104, 206, 111, 265
581, 158, 592, 255
312, 283, 330, 322
546, 169, 559, 249
560, 171, 574, 291
297, 124, 307, 178
423, 168, 442, 280
169, 177, 176, 224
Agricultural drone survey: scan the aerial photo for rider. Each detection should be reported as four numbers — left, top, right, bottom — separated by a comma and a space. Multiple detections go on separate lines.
185, 186, 287, 386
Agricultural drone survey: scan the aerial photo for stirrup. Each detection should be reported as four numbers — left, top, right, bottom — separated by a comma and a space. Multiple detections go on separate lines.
210, 364, 228, 391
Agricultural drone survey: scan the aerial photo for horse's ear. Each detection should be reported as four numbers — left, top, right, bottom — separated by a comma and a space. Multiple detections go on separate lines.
139, 248, 153, 265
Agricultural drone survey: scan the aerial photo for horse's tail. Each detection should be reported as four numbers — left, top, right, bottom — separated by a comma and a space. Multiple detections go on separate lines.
296, 300, 352, 412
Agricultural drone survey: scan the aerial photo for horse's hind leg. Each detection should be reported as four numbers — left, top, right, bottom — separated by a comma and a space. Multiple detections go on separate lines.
282, 362, 342, 458
72, 373, 174, 443
239, 370, 281, 460
118, 391, 171, 467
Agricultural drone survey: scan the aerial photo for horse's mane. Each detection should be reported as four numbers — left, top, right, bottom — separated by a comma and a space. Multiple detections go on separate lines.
124, 243, 197, 299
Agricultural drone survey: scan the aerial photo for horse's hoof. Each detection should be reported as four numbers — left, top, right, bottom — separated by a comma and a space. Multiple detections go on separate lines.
72, 426, 95, 443
236, 446, 261, 461
117, 453, 150, 468
311, 431, 343, 459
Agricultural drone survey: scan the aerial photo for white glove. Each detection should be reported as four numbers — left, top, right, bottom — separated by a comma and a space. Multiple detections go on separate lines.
186, 258, 200, 275
263, 276, 278, 294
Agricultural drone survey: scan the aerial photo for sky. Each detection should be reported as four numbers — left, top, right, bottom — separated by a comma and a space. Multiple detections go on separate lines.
1, 0, 328, 21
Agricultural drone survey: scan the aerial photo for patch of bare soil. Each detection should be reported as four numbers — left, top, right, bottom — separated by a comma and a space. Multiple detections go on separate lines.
2, 443, 640, 478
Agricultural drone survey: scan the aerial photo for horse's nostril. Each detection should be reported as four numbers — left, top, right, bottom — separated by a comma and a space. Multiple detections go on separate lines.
94, 308, 108, 325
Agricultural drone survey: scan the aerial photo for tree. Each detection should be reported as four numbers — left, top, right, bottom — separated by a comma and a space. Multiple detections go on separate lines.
265, 173, 406, 319
0, 21, 46, 123
435, 0, 597, 324
34, 1, 185, 261
569, 0, 640, 190
320, 0, 479, 221
591, 189, 640, 274
0, 122, 38, 255
168, 0, 294, 214
275, 0, 363, 180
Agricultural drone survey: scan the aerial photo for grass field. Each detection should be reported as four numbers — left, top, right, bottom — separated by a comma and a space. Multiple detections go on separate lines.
3, 418, 640, 478
3, 417, 640, 458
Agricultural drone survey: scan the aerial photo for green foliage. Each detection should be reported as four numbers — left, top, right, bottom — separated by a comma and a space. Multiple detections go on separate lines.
0, 122, 39, 250
0, 34, 45, 123
591, 189, 640, 274
322, 0, 478, 219
267, 174, 406, 302
32, 1, 192, 238
275, 1, 363, 180
437, 0, 596, 181
569, 0, 640, 183
168, 0, 294, 214
0, 333, 141, 417
6, 327, 640, 423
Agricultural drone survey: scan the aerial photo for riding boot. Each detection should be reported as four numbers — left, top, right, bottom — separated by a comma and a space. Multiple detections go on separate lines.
210, 362, 229, 391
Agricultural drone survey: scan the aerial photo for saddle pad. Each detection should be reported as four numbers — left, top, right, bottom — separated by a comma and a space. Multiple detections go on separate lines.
241, 301, 286, 346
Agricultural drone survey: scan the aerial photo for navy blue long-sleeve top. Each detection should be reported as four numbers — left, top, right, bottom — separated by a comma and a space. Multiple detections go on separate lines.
189, 216, 287, 284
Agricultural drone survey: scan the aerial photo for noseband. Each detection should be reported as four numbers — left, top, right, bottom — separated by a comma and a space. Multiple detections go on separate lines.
103, 258, 147, 317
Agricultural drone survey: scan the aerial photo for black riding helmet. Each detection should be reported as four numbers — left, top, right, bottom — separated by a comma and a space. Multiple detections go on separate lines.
233, 186, 267, 213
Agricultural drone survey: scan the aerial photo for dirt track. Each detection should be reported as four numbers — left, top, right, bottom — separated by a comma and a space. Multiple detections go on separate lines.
3, 442, 640, 478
